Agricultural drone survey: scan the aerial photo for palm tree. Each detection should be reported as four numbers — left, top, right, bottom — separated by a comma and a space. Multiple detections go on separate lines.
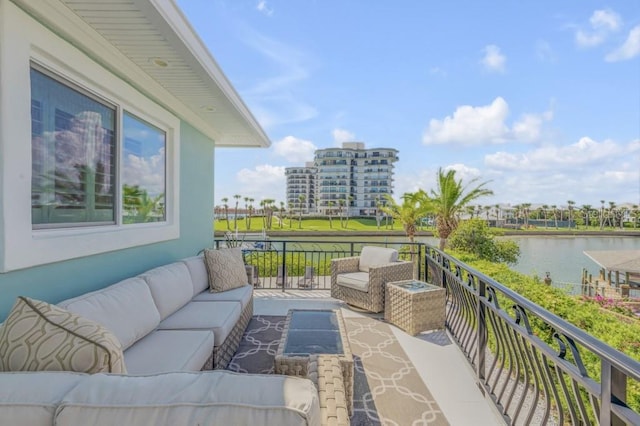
428, 168, 493, 250
567, 200, 575, 228
599, 200, 605, 230
279, 201, 285, 228
581, 204, 592, 228
551, 205, 558, 228
381, 191, 430, 243
327, 201, 335, 228
494, 204, 501, 227
221, 197, 230, 230
297, 194, 306, 229
233, 194, 242, 231
521, 203, 531, 228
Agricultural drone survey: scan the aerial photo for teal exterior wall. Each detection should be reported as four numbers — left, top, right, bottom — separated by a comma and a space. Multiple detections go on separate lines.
0, 121, 215, 321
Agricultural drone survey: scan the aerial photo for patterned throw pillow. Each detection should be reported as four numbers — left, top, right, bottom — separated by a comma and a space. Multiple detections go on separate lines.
204, 248, 248, 293
0, 297, 126, 374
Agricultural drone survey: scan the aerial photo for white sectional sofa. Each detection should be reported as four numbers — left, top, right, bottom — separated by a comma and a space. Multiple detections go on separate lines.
56, 255, 252, 372
0, 254, 330, 426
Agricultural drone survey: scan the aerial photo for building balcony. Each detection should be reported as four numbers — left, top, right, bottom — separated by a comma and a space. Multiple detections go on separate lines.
227, 239, 640, 425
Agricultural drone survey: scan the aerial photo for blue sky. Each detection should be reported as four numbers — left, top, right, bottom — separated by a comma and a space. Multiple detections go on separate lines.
177, 0, 640, 208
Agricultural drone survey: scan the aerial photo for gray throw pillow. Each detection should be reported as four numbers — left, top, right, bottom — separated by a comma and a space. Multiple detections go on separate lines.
203, 248, 248, 292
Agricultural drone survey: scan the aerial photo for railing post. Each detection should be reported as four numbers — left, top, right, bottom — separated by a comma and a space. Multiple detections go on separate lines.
601, 360, 627, 425
282, 241, 287, 292
476, 278, 486, 394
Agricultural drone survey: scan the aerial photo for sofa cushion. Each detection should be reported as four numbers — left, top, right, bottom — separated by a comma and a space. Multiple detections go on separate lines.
181, 255, 208, 296
203, 248, 247, 292
124, 330, 214, 374
158, 301, 241, 347
0, 297, 126, 374
359, 246, 399, 272
140, 262, 194, 320
192, 284, 252, 311
58, 277, 160, 351
336, 272, 370, 292
0, 371, 85, 426
55, 371, 320, 426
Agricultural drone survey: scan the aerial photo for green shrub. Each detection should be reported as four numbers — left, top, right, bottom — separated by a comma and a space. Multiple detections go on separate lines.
449, 219, 520, 264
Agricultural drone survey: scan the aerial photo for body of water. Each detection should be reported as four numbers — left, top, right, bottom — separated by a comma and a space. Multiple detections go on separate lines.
275, 234, 640, 293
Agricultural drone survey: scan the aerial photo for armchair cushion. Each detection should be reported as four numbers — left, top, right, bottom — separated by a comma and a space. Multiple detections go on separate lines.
336, 272, 370, 292
358, 246, 399, 272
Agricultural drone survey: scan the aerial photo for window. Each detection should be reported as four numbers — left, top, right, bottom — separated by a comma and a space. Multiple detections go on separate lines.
122, 113, 166, 224
30, 67, 116, 228
1, 6, 181, 272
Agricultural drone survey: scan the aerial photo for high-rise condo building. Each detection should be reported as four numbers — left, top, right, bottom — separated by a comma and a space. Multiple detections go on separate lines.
284, 162, 317, 213
314, 142, 398, 216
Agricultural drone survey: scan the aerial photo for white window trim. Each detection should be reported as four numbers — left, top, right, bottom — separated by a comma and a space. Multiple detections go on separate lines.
0, 4, 180, 272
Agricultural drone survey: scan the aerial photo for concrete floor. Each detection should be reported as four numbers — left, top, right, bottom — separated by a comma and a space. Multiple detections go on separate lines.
254, 290, 504, 426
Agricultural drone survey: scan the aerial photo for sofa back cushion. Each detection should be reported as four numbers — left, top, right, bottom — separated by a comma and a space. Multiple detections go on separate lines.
0, 371, 85, 426
358, 246, 399, 272
140, 262, 194, 320
0, 297, 126, 374
204, 248, 248, 293
55, 371, 320, 426
58, 277, 160, 351
181, 256, 209, 296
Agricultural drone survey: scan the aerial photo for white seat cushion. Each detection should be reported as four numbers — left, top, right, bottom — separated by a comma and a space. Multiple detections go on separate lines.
336, 271, 370, 292
140, 262, 194, 320
0, 372, 85, 426
358, 246, 399, 272
124, 330, 214, 374
158, 301, 241, 347
55, 371, 320, 426
181, 255, 208, 296
58, 277, 161, 351
192, 285, 252, 311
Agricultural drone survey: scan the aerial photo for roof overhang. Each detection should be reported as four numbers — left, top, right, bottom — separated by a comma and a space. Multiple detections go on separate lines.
584, 250, 640, 274
11, 0, 270, 148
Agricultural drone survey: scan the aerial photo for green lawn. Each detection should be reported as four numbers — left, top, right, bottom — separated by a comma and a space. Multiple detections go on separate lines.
214, 216, 640, 234
214, 217, 409, 232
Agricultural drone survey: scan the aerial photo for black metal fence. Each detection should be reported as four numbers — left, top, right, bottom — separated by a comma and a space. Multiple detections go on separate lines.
214, 239, 424, 289
425, 246, 640, 425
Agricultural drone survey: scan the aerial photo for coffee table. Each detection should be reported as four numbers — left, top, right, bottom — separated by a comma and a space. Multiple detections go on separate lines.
274, 309, 353, 414
385, 280, 445, 335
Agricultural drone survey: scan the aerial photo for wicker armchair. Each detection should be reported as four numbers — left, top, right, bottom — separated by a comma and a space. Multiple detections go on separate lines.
331, 246, 413, 313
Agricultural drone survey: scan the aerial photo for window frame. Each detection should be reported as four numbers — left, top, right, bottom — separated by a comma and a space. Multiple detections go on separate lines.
0, 5, 181, 272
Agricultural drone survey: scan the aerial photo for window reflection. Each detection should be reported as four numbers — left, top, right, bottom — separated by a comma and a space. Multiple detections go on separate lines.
122, 113, 166, 223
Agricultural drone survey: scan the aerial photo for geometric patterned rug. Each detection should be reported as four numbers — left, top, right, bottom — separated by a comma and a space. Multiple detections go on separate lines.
227, 315, 449, 425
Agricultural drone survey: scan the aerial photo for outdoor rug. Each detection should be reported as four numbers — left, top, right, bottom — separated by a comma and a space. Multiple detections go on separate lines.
227, 315, 449, 425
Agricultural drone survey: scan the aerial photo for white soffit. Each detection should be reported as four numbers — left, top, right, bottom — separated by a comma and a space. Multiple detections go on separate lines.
13, 0, 270, 148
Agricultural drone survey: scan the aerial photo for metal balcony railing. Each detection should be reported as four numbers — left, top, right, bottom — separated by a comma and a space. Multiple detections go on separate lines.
213, 238, 640, 425
425, 246, 640, 425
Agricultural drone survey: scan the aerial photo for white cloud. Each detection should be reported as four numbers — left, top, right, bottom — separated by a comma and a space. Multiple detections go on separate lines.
575, 9, 621, 48
256, 1, 273, 16
485, 137, 631, 171
273, 136, 317, 163
332, 128, 356, 145
535, 40, 555, 62
590, 9, 621, 31
423, 97, 553, 146
123, 148, 165, 196
429, 67, 447, 77
235, 164, 286, 201
480, 45, 506, 73
606, 25, 640, 62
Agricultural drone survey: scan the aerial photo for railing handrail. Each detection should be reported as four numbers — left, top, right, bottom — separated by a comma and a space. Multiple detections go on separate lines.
428, 246, 640, 381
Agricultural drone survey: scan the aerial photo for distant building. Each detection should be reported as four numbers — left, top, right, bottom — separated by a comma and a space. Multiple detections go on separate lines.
313, 142, 398, 216
285, 162, 317, 213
